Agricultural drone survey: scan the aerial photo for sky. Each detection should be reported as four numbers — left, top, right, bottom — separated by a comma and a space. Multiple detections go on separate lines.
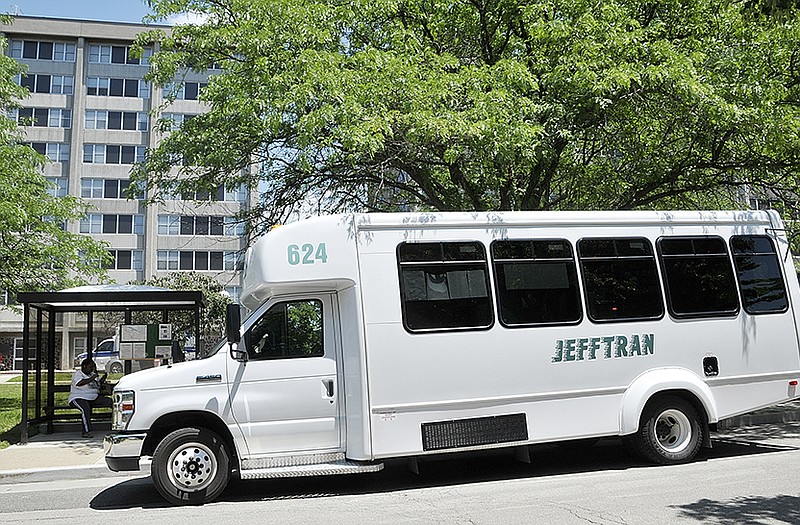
4, 0, 186, 24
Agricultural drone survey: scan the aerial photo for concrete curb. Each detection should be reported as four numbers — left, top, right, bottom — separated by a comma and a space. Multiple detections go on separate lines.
0, 461, 151, 483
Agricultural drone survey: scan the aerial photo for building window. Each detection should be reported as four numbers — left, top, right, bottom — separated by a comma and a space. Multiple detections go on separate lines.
225, 286, 241, 303
398, 241, 493, 332
491, 239, 582, 327
107, 250, 144, 270
89, 44, 152, 65
87, 77, 149, 99
157, 250, 179, 270
17, 73, 73, 94
730, 235, 789, 314
224, 217, 245, 237
578, 238, 664, 322
161, 112, 195, 131
80, 179, 104, 198
45, 177, 68, 197
83, 144, 146, 164
158, 215, 180, 235
10, 40, 76, 61
163, 81, 207, 100
14, 108, 71, 128
80, 214, 143, 234
29, 142, 69, 163
657, 237, 739, 318
87, 110, 148, 131
224, 184, 247, 203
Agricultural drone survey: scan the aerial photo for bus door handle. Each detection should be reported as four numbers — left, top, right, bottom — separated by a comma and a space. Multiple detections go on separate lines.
322, 379, 335, 400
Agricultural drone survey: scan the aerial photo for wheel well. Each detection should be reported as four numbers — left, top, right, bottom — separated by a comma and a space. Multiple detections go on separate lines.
641, 389, 712, 448
142, 411, 238, 461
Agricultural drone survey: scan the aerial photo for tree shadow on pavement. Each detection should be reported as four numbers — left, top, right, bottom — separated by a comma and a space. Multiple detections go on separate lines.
672, 494, 800, 524
90, 435, 795, 509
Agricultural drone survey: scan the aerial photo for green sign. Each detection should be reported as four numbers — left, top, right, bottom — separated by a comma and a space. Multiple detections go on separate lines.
551, 334, 654, 363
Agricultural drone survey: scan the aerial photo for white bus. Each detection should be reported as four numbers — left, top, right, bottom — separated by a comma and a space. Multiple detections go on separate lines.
105, 210, 800, 504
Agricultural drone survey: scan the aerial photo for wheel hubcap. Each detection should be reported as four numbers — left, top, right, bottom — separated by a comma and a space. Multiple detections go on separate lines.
654, 409, 692, 454
167, 442, 218, 492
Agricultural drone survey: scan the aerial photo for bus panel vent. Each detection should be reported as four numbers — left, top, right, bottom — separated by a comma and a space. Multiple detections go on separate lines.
421, 413, 528, 451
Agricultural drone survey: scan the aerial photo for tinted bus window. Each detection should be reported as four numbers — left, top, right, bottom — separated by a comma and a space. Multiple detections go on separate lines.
657, 237, 738, 318
730, 235, 789, 314
398, 241, 493, 331
491, 240, 582, 326
578, 238, 663, 322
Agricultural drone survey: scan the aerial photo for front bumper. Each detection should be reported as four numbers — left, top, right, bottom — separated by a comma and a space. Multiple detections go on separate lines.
103, 432, 147, 472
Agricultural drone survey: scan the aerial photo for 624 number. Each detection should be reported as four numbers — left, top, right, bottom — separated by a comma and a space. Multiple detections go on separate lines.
288, 243, 328, 265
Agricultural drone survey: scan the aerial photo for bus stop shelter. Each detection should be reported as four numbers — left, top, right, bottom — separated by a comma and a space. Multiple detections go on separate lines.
16, 285, 205, 443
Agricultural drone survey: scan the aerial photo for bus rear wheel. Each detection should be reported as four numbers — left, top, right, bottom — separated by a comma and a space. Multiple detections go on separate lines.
627, 395, 703, 465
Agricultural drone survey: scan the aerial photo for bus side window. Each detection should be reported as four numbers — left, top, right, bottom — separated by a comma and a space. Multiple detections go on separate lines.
398, 241, 493, 332
578, 238, 664, 322
491, 239, 582, 326
657, 236, 739, 318
730, 235, 789, 314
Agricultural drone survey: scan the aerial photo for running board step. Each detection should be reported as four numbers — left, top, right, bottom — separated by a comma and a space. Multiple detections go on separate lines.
239, 460, 384, 480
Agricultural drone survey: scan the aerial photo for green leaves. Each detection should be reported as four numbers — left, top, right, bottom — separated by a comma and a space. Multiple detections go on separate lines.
138, 0, 800, 232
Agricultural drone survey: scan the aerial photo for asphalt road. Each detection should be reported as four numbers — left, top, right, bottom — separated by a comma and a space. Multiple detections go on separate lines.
2, 423, 800, 524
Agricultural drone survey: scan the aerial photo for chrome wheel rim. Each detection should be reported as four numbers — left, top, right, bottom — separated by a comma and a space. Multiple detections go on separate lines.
167, 441, 218, 492
654, 409, 692, 454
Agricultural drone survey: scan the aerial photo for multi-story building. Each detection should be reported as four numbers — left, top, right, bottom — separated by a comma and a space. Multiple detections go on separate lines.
0, 16, 252, 369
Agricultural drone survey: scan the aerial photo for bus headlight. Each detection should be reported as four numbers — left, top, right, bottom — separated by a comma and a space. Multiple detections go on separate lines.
112, 390, 135, 431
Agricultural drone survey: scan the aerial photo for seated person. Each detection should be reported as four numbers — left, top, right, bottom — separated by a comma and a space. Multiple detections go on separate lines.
68, 358, 112, 438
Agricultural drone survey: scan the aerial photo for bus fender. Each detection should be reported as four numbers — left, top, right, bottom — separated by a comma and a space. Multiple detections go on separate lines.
619, 368, 718, 436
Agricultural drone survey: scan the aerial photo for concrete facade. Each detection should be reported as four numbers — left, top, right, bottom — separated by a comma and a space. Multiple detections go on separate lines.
0, 16, 252, 370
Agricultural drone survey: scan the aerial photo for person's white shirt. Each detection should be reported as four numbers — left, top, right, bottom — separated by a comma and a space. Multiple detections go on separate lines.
68, 369, 99, 403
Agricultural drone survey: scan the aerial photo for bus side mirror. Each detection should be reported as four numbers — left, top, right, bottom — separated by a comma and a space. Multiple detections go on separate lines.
226, 303, 241, 344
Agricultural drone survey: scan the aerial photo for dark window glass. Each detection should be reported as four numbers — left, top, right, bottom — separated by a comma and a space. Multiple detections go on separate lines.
38, 42, 53, 60
122, 112, 136, 130
180, 216, 194, 235
104, 180, 118, 198
116, 250, 132, 270
109, 78, 124, 97
121, 146, 136, 164
106, 145, 120, 164
731, 235, 789, 314
103, 250, 115, 270
102, 215, 117, 234
210, 216, 224, 235
22, 41, 37, 59
124, 79, 138, 97
111, 46, 126, 64
195, 216, 209, 235
33, 108, 48, 127
245, 300, 323, 360
195, 252, 208, 271
117, 215, 132, 234
107, 111, 122, 130
30, 142, 46, 155
398, 242, 492, 331
18, 108, 33, 121
210, 251, 224, 270
658, 237, 738, 318
35, 74, 51, 93
578, 238, 663, 322
20, 75, 34, 92
213, 186, 225, 201
179, 251, 194, 270
185, 82, 199, 100
492, 240, 582, 326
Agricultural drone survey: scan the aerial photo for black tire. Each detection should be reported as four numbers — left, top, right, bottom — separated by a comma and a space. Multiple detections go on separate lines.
108, 362, 123, 375
626, 395, 704, 465
151, 427, 231, 505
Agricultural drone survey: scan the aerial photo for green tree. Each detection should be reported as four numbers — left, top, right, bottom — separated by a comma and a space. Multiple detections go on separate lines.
132, 272, 232, 349
0, 22, 110, 299
136, 0, 800, 233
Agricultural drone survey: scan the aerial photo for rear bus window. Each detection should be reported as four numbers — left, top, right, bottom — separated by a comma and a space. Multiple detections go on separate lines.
398, 241, 493, 331
491, 240, 582, 326
657, 237, 739, 318
578, 238, 663, 322
730, 235, 789, 314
